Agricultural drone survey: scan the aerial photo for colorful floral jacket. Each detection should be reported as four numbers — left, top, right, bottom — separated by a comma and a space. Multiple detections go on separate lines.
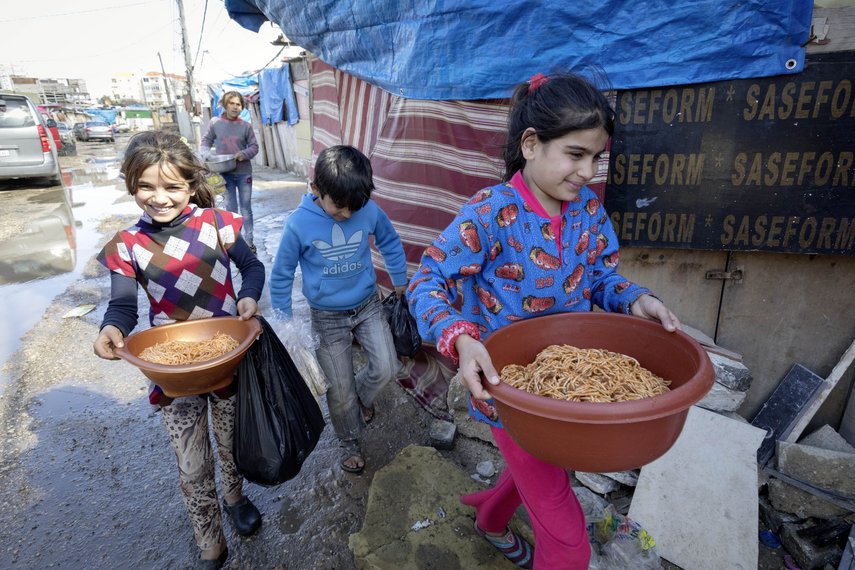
406, 172, 652, 427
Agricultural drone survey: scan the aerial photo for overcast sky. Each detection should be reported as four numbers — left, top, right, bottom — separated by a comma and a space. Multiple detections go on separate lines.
1, 0, 287, 98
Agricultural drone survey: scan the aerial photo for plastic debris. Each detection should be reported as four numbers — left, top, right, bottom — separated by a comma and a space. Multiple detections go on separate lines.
62, 304, 96, 319
759, 529, 781, 549
411, 519, 433, 531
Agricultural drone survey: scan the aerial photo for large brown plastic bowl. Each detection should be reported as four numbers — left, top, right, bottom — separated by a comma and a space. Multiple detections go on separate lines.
482, 312, 714, 472
115, 316, 262, 397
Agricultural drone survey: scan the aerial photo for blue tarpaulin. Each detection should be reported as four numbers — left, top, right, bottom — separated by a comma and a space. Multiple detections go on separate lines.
208, 75, 258, 121
224, 0, 813, 100
259, 65, 299, 125
84, 108, 118, 124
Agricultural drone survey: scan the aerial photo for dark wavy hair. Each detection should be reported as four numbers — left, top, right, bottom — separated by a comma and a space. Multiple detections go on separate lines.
313, 145, 374, 212
502, 72, 615, 181
121, 130, 214, 208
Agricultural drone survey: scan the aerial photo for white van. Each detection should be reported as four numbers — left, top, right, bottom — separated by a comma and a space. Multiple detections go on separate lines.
0, 93, 63, 185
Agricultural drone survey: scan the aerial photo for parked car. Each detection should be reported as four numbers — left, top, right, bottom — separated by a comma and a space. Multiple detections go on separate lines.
0, 93, 63, 185
72, 122, 85, 141
44, 118, 62, 152
56, 121, 77, 156
113, 122, 131, 133
77, 120, 114, 142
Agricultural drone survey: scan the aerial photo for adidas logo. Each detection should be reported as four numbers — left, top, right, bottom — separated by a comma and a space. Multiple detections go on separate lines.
313, 224, 363, 261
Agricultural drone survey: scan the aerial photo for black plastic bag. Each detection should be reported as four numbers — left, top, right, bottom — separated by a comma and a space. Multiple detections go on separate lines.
382, 293, 422, 357
234, 316, 325, 486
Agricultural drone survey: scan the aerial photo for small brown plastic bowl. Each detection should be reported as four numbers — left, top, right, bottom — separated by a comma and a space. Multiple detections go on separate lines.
115, 316, 262, 397
482, 312, 714, 472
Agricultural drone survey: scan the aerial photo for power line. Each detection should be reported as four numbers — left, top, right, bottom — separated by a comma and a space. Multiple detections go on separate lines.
192, 0, 209, 70
13, 20, 175, 64
0, 0, 165, 23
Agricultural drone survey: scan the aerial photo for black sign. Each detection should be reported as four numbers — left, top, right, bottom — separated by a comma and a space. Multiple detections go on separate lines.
605, 51, 855, 256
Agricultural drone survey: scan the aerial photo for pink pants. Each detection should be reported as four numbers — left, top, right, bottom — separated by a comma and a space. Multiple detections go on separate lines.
461, 426, 591, 569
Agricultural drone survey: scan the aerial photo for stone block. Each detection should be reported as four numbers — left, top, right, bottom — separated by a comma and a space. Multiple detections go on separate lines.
708, 352, 753, 392
451, 408, 494, 444
447, 373, 495, 444
779, 520, 843, 570
446, 372, 469, 413
799, 425, 855, 454
777, 441, 855, 496
600, 470, 639, 487
429, 419, 456, 450
767, 478, 850, 519
758, 495, 803, 533
696, 380, 747, 413
575, 471, 621, 495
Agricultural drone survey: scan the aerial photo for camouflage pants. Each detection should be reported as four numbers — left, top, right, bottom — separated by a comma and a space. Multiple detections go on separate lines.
160, 394, 243, 551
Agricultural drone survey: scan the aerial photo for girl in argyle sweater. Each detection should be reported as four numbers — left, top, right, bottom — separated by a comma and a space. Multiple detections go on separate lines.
93, 131, 264, 568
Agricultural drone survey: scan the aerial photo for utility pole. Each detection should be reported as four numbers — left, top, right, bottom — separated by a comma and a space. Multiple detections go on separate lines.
157, 51, 174, 104
175, 0, 198, 114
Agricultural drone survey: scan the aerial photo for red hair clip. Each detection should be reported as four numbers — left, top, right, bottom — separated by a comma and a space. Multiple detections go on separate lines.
528, 73, 549, 93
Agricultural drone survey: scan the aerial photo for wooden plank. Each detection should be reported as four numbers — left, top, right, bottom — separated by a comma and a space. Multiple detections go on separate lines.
784, 338, 855, 445
751, 364, 825, 465
682, 324, 744, 362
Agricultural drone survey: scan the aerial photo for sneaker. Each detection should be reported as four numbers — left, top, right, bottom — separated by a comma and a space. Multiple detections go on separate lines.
474, 522, 533, 569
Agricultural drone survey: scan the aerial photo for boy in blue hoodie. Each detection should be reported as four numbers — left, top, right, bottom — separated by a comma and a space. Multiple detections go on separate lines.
270, 145, 408, 474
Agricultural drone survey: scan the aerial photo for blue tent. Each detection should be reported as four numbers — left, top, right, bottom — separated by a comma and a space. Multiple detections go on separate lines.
224, 0, 812, 100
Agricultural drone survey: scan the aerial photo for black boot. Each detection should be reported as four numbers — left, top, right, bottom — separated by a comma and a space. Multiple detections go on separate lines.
223, 496, 262, 536
199, 546, 228, 569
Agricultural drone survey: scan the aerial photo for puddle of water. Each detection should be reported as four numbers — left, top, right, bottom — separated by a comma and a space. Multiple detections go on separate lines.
0, 183, 140, 382
32, 384, 102, 418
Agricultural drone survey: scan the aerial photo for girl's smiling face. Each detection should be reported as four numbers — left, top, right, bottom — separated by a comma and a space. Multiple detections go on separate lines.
520, 126, 609, 216
133, 162, 195, 222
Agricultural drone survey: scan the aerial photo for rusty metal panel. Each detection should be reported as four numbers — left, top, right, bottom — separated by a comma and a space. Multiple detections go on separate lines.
614, 247, 726, 337
605, 50, 855, 256
716, 252, 855, 428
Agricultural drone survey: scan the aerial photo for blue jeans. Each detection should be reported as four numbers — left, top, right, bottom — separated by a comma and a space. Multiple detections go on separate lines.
221, 172, 253, 244
311, 293, 400, 447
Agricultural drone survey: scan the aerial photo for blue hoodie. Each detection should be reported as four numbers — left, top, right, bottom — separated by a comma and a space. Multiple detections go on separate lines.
270, 193, 408, 316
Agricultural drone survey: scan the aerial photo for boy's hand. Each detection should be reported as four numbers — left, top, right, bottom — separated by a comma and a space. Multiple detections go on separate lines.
455, 334, 499, 400
94, 325, 125, 360
630, 294, 681, 332
236, 297, 259, 320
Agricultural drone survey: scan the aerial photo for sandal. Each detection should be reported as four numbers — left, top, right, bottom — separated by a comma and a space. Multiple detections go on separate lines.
474, 522, 533, 569
340, 441, 365, 474
341, 453, 365, 474
361, 405, 375, 424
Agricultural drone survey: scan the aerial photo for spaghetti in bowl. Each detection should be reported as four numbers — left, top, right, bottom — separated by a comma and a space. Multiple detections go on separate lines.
482, 312, 714, 472
115, 316, 262, 397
